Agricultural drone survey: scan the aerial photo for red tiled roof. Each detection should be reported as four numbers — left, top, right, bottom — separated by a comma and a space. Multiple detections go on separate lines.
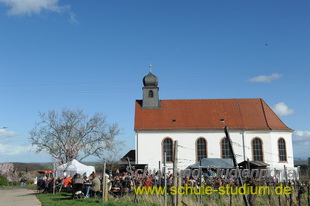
134, 98, 292, 131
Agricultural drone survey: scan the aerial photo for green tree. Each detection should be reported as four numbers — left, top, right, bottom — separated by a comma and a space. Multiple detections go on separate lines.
0, 174, 9, 186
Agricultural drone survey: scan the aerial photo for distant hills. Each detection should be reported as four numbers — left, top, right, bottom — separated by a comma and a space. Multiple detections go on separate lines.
13, 162, 53, 171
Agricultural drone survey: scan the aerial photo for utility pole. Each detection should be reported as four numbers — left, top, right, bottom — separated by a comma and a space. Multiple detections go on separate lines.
173, 140, 178, 206
224, 126, 249, 206
164, 152, 167, 206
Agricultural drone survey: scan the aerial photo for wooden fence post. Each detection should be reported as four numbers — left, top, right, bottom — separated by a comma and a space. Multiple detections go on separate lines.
102, 160, 107, 202
173, 140, 178, 206
177, 171, 182, 206
199, 160, 202, 205
307, 181, 310, 206
104, 175, 109, 201
164, 152, 167, 206
289, 181, 292, 206
308, 158, 310, 180
297, 182, 301, 206
53, 162, 56, 194
127, 157, 138, 203
284, 165, 288, 184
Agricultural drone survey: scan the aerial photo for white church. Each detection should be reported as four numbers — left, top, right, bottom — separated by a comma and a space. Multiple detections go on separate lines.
134, 71, 294, 172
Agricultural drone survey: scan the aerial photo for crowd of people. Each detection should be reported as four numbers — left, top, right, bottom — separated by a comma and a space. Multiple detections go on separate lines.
37, 167, 306, 198
37, 172, 102, 197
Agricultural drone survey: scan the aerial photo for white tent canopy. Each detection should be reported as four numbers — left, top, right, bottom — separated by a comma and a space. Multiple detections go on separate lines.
56, 159, 95, 177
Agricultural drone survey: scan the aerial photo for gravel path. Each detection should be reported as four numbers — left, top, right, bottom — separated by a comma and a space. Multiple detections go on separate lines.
0, 187, 41, 206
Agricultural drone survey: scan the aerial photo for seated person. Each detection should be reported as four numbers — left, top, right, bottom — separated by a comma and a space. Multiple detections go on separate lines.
73, 174, 84, 185
61, 175, 72, 192
63, 175, 72, 187
91, 172, 101, 196
84, 175, 92, 198
72, 174, 84, 197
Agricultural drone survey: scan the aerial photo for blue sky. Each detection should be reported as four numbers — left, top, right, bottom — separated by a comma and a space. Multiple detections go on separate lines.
0, 0, 309, 162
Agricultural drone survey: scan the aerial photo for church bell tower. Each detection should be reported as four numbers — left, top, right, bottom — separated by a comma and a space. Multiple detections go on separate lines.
142, 66, 160, 109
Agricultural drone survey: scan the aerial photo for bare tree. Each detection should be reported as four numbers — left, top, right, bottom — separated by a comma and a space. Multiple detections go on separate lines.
30, 108, 122, 165
97, 141, 124, 172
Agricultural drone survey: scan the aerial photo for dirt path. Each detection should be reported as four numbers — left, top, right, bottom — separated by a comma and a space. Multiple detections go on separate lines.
0, 187, 41, 206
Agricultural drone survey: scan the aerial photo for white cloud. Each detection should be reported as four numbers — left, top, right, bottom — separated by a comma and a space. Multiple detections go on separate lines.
272, 102, 294, 116
0, 129, 18, 139
248, 73, 282, 83
294, 130, 310, 136
0, 144, 33, 156
69, 11, 78, 24
0, 0, 78, 22
292, 131, 310, 158
0, 0, 63, 15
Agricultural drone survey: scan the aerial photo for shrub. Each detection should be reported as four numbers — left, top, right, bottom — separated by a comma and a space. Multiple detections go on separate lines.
0, 174, 9, 186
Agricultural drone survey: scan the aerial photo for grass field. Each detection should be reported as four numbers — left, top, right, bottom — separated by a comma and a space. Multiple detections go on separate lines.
36, 193, 161, 206
0, 185, 34, 188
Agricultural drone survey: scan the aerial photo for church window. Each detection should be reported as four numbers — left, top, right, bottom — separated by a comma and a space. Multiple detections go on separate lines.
252, 138, 263, 161
221, 137, 233, 158
278, 138, 287, 162
163, 138, 173, 162
149, 90, 154, 98
196, 138, 207, 162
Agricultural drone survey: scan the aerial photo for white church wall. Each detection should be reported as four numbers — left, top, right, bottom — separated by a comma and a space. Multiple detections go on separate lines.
243, 131, 294, 168
136, 130, 293, 171
243, 131, 273, 164
270, 131, 294, 168
225, 131, 245, 163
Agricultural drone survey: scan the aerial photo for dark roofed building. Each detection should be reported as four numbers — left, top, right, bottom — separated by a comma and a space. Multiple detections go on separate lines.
121, 150, 136, 163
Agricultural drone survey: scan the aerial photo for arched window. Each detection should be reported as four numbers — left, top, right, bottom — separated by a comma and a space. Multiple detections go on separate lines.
149, 90, 153, 98
278, 138, 287, 162
196, 138, 207, 162
221, 137, 233, 158
163, 138, 173, 162
252, 138, 263, 161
